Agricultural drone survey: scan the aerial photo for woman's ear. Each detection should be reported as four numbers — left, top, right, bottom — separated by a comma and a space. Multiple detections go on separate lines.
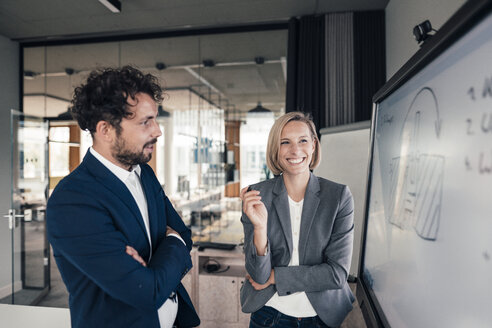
310, 138, 317, 167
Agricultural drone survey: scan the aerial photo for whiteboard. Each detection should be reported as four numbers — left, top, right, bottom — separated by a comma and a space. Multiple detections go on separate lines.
316, 121, 370, 278
362, 7, 492, 328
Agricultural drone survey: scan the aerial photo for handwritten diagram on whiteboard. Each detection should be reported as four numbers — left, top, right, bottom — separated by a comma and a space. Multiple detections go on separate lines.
387, 87, 444, 241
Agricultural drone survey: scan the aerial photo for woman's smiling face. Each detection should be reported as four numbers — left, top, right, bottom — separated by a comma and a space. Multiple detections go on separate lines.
278, 120, 315, 177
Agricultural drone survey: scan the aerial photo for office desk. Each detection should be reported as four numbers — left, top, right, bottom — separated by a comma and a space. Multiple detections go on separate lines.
182, 246, 249, 328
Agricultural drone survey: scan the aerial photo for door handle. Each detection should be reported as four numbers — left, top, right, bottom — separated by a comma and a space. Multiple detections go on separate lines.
3, 209, 24, 230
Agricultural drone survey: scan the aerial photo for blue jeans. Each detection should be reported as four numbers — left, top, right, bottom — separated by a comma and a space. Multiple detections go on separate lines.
249, 306, 332, 328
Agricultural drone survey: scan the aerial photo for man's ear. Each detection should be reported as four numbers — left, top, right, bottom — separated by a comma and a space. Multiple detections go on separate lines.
94, 121, 115, 142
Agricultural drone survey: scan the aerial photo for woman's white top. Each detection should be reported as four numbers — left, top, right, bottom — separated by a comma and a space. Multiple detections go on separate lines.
265, 196, 317, 317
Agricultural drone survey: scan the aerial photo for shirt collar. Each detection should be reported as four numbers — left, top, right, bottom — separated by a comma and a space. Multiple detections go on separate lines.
89, 147, 141, 183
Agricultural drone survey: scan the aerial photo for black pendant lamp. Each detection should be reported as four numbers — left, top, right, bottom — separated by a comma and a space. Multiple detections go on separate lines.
248, 56, 272, 115
248, 101, 272, 114
158, 104, 171, 118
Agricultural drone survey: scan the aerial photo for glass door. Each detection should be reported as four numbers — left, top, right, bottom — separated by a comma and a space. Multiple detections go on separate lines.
0, 110, 50, 305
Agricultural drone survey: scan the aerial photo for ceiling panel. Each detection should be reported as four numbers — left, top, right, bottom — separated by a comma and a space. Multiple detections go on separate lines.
0, 0, 388, 40
159, 69, 201, 89
199, 30, 288, 63
198, 64, 284, 96
121, 36, 201, 67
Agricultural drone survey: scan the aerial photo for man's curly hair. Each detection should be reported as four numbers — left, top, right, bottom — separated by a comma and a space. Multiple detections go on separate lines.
70, 66, 163, 135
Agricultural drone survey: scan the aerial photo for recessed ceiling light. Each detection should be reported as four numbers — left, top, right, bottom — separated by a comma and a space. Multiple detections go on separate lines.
98, 0, 121, 13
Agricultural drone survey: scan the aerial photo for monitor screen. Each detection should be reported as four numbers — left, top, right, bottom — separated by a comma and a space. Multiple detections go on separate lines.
358, 1, 492, 327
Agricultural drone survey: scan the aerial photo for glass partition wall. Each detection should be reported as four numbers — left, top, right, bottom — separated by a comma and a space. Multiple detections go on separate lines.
20, 28, 287, 307
0, 112, 50, 306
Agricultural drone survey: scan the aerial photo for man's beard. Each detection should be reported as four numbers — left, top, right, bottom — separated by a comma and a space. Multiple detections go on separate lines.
112, 137, 157, 168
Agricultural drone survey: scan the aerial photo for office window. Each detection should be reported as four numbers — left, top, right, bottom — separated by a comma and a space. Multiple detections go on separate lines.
23, 28, 287, 237
49, 127, 70, 177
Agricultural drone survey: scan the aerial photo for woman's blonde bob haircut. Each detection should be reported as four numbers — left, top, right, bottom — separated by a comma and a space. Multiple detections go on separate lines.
266, 111, 321, 176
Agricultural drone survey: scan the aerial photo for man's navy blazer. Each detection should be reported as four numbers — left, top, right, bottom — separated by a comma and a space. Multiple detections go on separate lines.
47, 150, 200, 328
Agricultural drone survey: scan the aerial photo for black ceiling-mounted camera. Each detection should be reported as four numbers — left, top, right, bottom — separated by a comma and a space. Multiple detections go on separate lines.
413, 20, 435, 45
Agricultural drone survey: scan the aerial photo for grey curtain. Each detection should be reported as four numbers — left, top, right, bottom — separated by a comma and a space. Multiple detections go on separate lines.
286, 11, 385, 129
325, 13, 354, 127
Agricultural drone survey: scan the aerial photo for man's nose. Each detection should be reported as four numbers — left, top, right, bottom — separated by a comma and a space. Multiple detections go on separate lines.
153, 120, 162, 137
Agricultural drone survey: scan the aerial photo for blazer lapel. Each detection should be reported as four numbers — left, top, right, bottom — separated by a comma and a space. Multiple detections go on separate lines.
272, 176, 293, 258
139, 168, 159, 246
83, 151, 149, 240
298, 172, 320, 263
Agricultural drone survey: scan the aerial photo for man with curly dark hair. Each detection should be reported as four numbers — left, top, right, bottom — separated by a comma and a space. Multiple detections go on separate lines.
47, 66, 199, 328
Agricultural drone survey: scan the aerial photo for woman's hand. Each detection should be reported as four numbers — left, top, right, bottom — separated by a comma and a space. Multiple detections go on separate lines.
241, 186, 269, 255
246, 269, 275, 290
240, 186, 268, 230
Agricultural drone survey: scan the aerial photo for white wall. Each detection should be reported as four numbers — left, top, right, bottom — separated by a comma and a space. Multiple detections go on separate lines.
315, 121, 371, 278
0, 34, 19, 296
385, 0, 466, 79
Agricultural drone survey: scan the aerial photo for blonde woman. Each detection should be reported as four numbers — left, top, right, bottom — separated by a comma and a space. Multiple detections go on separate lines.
240, 112, 354, 328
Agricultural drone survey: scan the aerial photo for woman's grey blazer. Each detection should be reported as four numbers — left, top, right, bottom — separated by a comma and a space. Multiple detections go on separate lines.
240, 172, 355, 327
